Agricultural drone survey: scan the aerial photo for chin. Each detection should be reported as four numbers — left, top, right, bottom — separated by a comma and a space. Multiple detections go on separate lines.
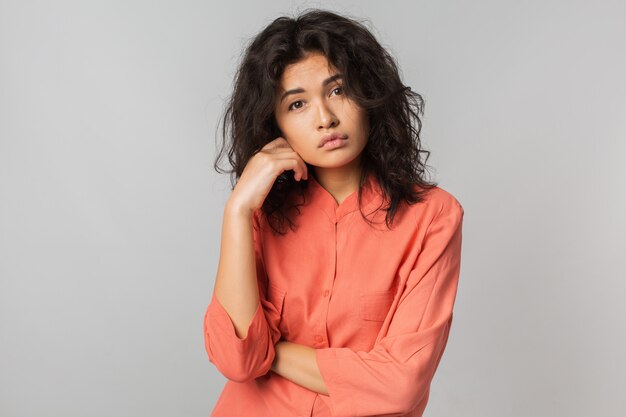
313, 157, 361, 169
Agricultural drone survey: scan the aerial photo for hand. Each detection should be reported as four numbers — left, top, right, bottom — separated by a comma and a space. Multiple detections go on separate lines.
227, 137, 309, 215
269, 341, 328, 395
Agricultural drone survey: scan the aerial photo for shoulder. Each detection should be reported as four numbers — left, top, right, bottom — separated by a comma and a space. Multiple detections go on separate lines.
409, 185, 464, 226
422, 185, 463, 212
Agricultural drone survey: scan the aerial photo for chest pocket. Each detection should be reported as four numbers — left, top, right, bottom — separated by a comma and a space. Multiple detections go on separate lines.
359, 290, 395, 322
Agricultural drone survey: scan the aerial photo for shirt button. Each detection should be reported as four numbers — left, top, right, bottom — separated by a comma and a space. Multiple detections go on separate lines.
323, 290, 329, 297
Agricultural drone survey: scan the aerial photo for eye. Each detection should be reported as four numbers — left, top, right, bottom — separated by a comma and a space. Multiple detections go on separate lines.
331, 85, 344, 96
288, 100, 304, 111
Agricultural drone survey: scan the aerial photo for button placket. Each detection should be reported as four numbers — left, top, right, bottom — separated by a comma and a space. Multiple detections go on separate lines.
316, 219, 336, 348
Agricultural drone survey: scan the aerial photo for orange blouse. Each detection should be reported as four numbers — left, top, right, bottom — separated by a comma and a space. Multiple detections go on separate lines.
204, 173, 464, 417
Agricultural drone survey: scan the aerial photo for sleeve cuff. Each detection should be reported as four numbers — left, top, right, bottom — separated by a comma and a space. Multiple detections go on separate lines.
205, 292, 267, 354
315, 347, 356, 417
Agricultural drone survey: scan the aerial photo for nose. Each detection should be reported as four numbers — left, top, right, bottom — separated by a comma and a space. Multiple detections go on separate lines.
316, 101, 339, 130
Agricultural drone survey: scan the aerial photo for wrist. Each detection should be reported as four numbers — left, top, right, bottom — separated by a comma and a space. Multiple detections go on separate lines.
271, 341, 283, 372
224, 198, 254, 218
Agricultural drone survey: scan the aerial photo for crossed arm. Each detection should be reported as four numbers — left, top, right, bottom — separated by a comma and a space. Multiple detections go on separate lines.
271, 341, 329, 395
206, 199, 464, 415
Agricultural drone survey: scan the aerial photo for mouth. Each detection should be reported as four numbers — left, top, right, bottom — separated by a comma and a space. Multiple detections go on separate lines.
318, 133, 348, 148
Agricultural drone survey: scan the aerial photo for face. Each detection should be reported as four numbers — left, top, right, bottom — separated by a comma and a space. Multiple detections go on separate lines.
274, 52, 369, 176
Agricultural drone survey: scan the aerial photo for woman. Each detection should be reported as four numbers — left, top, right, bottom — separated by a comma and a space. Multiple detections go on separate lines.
204, 9, 464, 417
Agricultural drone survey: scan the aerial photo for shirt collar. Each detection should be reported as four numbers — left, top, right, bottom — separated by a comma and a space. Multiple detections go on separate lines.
305, 172, 383, 223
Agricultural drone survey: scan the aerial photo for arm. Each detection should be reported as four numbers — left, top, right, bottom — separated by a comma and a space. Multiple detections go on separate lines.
271, 341, 329, 395
273, 200, 464, 416
203, 204, 282, 382
204, 137, 308, 383
213, 201, 259, 339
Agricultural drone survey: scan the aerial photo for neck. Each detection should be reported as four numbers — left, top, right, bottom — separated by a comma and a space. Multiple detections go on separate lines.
312, 161, 364, 206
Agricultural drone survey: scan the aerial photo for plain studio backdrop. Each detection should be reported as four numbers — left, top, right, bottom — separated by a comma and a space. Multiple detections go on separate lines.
1, 0, 624, 416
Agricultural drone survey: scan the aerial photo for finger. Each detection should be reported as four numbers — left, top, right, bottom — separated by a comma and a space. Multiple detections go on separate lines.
267, 146, 296, 154
298, 158, 308, 180
272, 156, 306, 182
276, 159, 301, 180
294, 153, 308, 180
272, 152, 308, 180
262, 137, 290, 150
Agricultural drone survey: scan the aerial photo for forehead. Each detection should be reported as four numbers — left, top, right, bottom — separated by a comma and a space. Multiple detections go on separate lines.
279, 53, 338, 87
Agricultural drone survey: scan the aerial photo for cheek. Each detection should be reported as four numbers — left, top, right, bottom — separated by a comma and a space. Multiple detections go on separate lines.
275, 120, 305, 149
277, 117, 311, 147
278, 124, 298, 143
343, 101, 366, 123
275, 113, 297, 135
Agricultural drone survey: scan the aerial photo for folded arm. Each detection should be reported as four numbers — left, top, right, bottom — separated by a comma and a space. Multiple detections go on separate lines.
203, 208, 282, 382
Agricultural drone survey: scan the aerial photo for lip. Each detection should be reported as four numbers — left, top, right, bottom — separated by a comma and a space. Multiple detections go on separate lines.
318, 133, 348, 148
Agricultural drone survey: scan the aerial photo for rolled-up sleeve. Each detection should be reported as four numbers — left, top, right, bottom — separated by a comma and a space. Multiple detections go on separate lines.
315, 200, 464, 417
203, 211, 283, 383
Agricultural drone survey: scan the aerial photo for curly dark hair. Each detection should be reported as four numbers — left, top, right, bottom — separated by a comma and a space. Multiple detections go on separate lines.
214, 8, 438, 234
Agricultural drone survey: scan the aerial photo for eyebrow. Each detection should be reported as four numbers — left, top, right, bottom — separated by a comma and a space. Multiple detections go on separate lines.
279, 74, 343, 103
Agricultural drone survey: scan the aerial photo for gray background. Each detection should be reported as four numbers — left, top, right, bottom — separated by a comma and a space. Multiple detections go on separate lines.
1, 0, 624, 416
